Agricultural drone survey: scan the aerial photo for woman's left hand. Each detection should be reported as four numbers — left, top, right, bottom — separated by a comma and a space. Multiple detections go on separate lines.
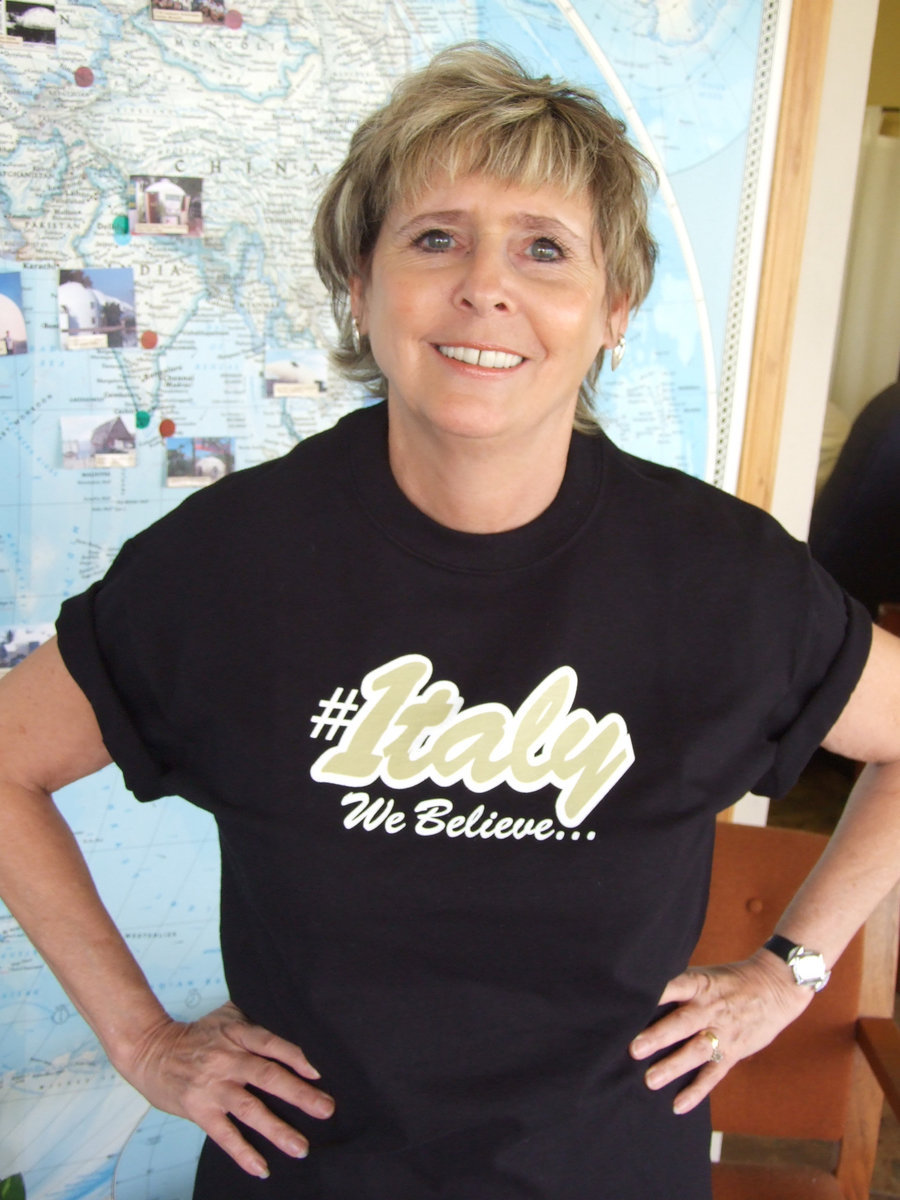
628, 949, 813, 1113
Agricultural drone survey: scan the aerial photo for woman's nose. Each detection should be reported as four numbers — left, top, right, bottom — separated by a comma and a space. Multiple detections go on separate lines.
452, 244, 514, 315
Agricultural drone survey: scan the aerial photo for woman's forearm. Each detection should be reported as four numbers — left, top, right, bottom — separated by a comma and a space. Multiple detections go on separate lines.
0, 777, 171, 1069
778, 625, 900, 970
0, 641, 169, 1064
772, 758, 900, 969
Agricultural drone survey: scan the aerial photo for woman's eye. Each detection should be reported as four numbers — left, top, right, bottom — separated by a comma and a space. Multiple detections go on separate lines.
528, 238, 564, 262
415, 229, 454, 252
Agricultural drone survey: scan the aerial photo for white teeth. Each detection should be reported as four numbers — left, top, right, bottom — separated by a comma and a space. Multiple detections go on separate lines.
438, 345, 523, 369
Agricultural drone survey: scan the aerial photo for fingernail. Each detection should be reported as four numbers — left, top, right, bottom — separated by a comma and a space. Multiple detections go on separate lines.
252, 1160, 270, 1179
644, 1067, 661, 1089
316, 1094, 335, 1118
673, 1096, 690, 1115
287, 1140, 308, 1159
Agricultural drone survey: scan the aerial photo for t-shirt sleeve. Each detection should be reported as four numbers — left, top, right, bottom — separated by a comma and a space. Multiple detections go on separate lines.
56, 540, 182, 803
55, 453, 297, 811
750, 551, 871, 799
55, 502, 224, 805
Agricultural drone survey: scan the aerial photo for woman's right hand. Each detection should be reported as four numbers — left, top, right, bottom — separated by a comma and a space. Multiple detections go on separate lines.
117, 1001, 335, 1179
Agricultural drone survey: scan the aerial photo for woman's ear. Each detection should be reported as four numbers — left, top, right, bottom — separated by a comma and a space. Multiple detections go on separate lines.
349, 274, 368, 335
605, 293, 630, 349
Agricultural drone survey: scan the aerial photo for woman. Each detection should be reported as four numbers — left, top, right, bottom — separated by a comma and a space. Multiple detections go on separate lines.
1, 44, 899, 1200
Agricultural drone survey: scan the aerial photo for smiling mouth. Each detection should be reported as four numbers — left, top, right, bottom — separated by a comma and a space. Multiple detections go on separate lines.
437, 344, 524, 370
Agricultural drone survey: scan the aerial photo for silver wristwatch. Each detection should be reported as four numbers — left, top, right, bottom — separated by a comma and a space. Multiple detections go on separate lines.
764, 934, 830, 992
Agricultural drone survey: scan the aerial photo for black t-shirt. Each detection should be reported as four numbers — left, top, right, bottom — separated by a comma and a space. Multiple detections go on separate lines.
57, 403, 871, 1199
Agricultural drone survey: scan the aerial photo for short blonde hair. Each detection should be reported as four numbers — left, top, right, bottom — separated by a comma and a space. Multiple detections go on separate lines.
314, 42, 657, 431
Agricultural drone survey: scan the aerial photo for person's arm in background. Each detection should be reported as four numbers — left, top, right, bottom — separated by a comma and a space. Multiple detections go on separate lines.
0, 638, 334, 1179
631, 624, 900, 1110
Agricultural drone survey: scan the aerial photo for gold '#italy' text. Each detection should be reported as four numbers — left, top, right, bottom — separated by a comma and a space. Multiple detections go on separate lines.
311, 655, 634, 828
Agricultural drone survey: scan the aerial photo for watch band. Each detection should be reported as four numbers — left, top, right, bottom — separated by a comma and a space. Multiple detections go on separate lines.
764, 933, 799, 962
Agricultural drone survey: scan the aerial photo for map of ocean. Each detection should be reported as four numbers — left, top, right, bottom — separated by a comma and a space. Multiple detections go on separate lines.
0, 1, 778, 1195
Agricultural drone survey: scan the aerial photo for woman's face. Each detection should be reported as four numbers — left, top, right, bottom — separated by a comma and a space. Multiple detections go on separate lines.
350, 173, 626, 448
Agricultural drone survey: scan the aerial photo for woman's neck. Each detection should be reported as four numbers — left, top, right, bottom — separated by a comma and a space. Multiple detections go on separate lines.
387, 417, 573, 533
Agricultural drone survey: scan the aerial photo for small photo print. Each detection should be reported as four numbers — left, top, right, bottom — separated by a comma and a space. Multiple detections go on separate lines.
130, 175, 203, 236
58, 268, 137, 350
166, 436, 235, 487
61, 414, 137, 469
0, 623, 55, 668
2, 0, 56, 44
0, 273, 27, 355
150, 0, 226, 24
264, 347, 328, 398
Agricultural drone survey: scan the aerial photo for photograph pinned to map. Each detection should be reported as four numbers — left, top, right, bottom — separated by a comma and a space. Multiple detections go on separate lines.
131, 175, 203, 236
150, 0, 226, 24
61, 414, 138, 469
1, 623, 55, 668
1, 0, 56, 44
265, 347, 328, 398
0, 273, 27, 355
58, 268, 137, 350
166, 436, 235, 487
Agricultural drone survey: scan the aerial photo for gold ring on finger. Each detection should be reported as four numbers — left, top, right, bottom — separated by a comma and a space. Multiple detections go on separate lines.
701, 1029, 724, 1063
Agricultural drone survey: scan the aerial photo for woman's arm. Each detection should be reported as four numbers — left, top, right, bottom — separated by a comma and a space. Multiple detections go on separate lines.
0, 639, 334, 1177
630, 624, 900, 1112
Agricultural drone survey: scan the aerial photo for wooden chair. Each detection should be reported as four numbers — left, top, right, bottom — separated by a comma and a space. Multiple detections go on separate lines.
691, 820, 900, 1200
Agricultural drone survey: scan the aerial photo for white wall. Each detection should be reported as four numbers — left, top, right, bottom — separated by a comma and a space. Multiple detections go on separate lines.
769, 0, 881, 540
829, 107, 900, 423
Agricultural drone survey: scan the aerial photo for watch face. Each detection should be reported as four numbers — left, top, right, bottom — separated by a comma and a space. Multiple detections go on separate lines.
788, 948, 829, 989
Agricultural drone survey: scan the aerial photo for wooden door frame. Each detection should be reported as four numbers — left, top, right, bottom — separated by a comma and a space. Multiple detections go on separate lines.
736, 0, 834, 512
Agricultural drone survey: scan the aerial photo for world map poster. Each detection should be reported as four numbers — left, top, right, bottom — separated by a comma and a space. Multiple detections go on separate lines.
1, 1, 786, 1195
